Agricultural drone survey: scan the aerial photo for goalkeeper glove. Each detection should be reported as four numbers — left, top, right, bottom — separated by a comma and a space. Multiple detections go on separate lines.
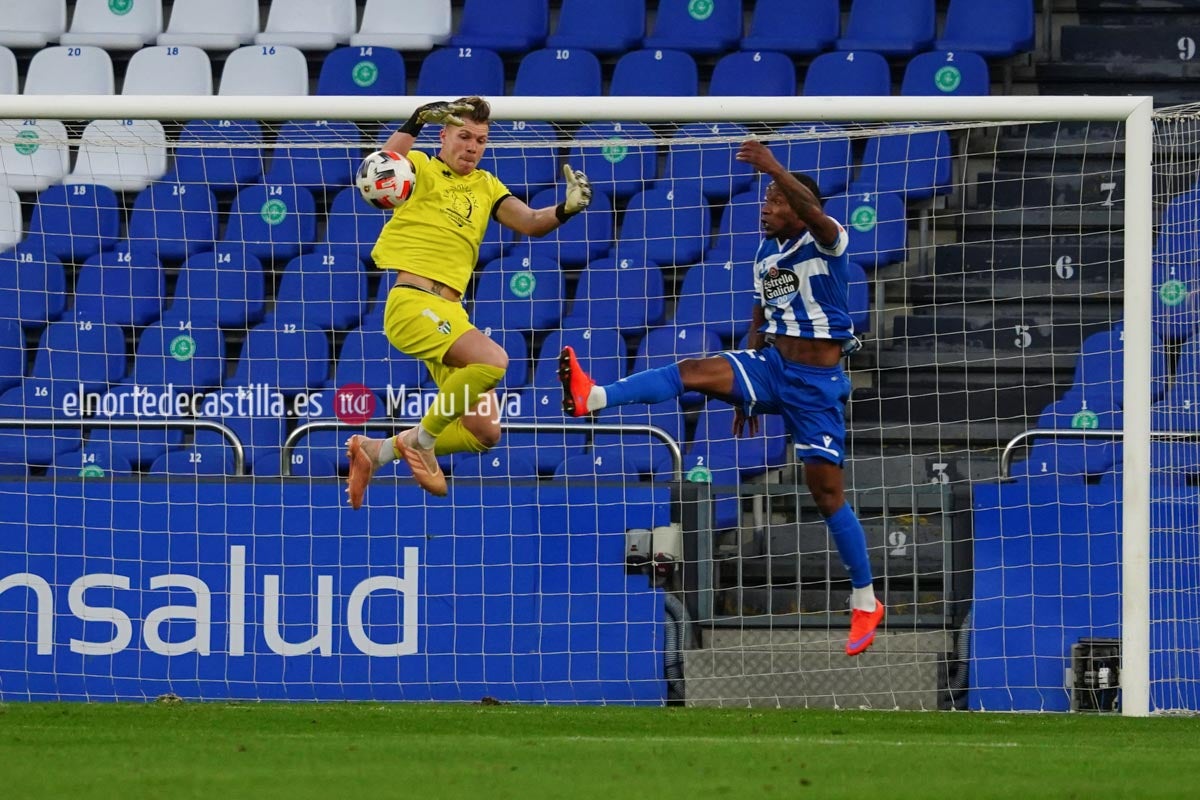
556, 164, 593, 223
398, 101, 476, 137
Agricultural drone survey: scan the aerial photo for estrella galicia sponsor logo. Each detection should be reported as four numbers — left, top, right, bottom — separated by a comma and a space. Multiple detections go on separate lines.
760, 267, 801, 307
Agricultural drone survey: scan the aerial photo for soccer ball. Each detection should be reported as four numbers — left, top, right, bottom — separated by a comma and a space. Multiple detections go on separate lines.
356, 150, 415, 210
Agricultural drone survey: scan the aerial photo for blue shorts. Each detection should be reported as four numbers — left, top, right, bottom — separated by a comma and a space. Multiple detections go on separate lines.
720, 347, 851, 465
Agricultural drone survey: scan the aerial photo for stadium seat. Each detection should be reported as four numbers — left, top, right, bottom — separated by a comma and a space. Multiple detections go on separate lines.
255, 0, 356, 50
476, 120, 559, 200
27, 183, 122, 264
692, 404, 789, 478
81, 379, 184, 469
0, 0, 66, 48
935, 0, 1035, 57
227, 317, 331, 395
30, 318, 125, 391
157, 0, 259, 51
709, 51, 796, 97
65, 119, 168, 193
124, 316, 225, 393
122, 45, 213, 95
901, 50, 990, 97
478, 218, 516, 266
0, 380, 82, 468
317, 46, 406, 96
150, 446, 236, 476
568, 122, 658, 201
71, 243, 165, 328
522, 188, 614, 267
0, 318, 21, 393
836, 0, 934, 56
351, 0, 451, 50
513, 48, 601, 96
0, 120, 69, 193
503, 386, 588, 474
707, 190, 765, 263
741, 0, 839, 55
273, 246, 368, 331
1068, 326, 1165, 410
127, 180, 218, 263
170, 119, 264, 191
253, 448, 340, 477
644, 0, 742, 55
671, 260, 757, 345
47, 446, 135, 479
562, 255, 665, 335
218, 45, 308, 95
1011, 399, 1120, 479
656, 450, 741, 529
632, 324, 722, 406
664, 122, 755, 203
169, 244, 266, 329
0, 45, 15, 93
332, 316, 424, 398
822, 191, 907, 268
533, 328, 627, 390
554, 446, 641, 482
0, 186, 20, 252
0, 242, 66, 330
323, 186, 389, 263
847, 261, 871, 334
450, 0, 548, 54
547, 0, 644, 55
802, 51, 891, 97
610, 49, 697, 96
452, 446, 541, 479
848, 129, 952, 201
774, 123, 855, 199
592, 400, 685, 474
615, 184, 710, 267
220, 182, 316, 263
473, 252, 565, 332
415, 46, 505, 96
59, 0, 162, 49
192, 409, 288, 475
478, 326, 531, 389
23, 45, 113, 94
263, 119, 362, 191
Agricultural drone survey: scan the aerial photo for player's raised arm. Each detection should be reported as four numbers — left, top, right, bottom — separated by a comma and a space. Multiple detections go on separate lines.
495, 163, 593, 237
736, 139, 841, 248
381, 100, 476, 155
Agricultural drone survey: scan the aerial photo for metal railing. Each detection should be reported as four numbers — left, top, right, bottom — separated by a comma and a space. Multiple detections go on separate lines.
1000, 428, 1200, 478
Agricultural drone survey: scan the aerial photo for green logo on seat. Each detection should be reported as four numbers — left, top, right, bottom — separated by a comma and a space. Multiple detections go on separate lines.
1071, 409, 1099, 429
688, 0, 714, 21
686, 465, 713, 483
1160, 279, 1188, 307
109, 0, 133, 15
261, 199, 288, 225
170, 334, 196, 361
934, 66, 961, 93
79, 464, 106, 478
509, 271, 536, 298
850, 204, 877, 232
602, 139, 628, 164
352, 60, 378, 88
14, 129, 39, 155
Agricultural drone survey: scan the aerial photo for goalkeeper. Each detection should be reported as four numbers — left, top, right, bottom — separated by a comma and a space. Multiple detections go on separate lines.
346, 96, 593, 507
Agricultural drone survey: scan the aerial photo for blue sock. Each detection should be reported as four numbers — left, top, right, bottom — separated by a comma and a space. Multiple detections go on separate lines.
602, 364, 684, 408
826, 503, 873, 588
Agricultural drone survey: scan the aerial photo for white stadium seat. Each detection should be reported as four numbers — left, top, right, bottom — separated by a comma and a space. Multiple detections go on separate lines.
157, 0, 259, 51
219, 45, 308, 96
122, 45, 213, 95
350, 0, 451, 51
0, 119, 71, 193
0, 46, 16, 94
254, 0, 357, 51
0, 186, 22, 251
0, 0, 66, 48
65, 120, 168, 194
59, 0, 163, 50
23, 46, 114, 95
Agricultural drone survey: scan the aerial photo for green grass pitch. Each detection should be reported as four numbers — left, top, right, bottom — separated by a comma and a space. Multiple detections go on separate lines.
1, 702, 1198, 799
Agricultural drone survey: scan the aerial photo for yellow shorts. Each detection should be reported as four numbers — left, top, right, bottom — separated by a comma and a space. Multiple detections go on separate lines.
382, 286, 473, 389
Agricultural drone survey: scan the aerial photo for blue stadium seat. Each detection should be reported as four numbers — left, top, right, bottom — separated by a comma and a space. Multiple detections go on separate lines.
71, 243, 165, 328
554, 446, 640, 481
741, 0, 839, 55
128, 180, 218, 263
332, 316, 425, 398
1010, 399, 1120, 479
478, 218, 516, 265
194, 407, 289, 475
631, 323, 723, 406
664, 122, 755, 203
126, 315, 225, 393
473, 251, 565, 332
263, 120, 362, 192
415, 46, 505, 95
802, 51, 891, 96
643, 0, 742, 55
836, 0, 935, 56
29, 318, 126, 391
610, 48, 697, 96
502, 387, 588, 474
847, 261, 870, 333
513, 47, 601, 96
452, 446, 541, 479
568, 122, 658, 201
774, 123, 855, 198
1067, 326, 1165, 410
0, 319, 22, 394
593, 400, 684, 474
317, 45, 407, 96
450, 0, 548, 54
562, 255, 665, 335
476, 120, 559, 200
522, 187, 613, 267
47, 446, 135, 479
169, 244, 266, 329
656, 451, 741, 529
1151, 335, 1200, 431
901, 50, 990, 96
221, 182, 316, 264
935, 0, 1035, 57
616, 184, 710, 267
707, 191, 763, 263
227, 317, 331, 395
692, 404, 789, 478
849, 129, 952, 200
546, 0, 644, 55
27, 183, 121, 263
323, 186, 389, 264
709, 50, 796, 97
483, 327, 531, 389
273, 246, 368, 331
171, 120, 264, 191
286, 386, 386, 474
149, 446, 235, 475
0, 380, 82, 468
253, 449, 340, 478
822, 191, 907, 268
671, 259, 757, 346
77, 378, 185, 470
533, 328, 627, 390
0, 242, 66, 330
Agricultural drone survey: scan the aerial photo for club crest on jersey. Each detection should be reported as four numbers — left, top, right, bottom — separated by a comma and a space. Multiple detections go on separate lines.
761, 267, 801, 307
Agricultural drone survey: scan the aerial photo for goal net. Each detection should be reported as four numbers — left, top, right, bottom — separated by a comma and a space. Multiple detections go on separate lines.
0, 94, 1187, 715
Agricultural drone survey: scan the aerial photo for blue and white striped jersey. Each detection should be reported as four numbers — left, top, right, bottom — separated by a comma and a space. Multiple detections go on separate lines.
753, 221, 855, 341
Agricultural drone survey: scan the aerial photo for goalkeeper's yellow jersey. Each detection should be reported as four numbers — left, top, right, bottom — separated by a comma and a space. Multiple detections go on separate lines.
371, 149, 513, 296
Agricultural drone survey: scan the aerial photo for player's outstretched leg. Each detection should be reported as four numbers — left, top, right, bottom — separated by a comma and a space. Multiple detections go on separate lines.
559, 345, 596, 417
345, 434, 383, 510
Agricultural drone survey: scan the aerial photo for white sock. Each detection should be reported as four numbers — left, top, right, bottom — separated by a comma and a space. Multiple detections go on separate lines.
415, 425, 437, 450
375, 436, 397, 466
851, 586, 877, 612
588, 385, 607, 411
